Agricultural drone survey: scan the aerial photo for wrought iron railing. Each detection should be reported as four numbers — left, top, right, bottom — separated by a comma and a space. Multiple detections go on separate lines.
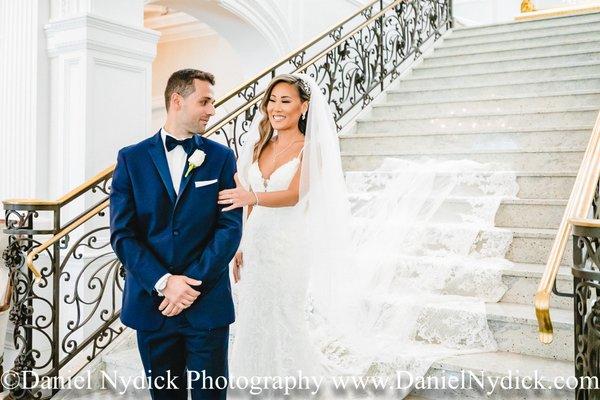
2, 169, 116, 399
2, 0, 452, 397
571, 215, 600, 400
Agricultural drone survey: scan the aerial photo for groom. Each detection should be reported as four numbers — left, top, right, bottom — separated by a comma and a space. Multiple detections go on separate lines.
110, 69, 242, 400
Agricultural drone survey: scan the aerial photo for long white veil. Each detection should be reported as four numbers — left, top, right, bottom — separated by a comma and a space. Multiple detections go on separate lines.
236, 74, 516, 397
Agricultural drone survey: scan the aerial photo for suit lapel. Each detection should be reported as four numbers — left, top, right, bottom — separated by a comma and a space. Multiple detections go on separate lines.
175, 134, 206, 208
147, 132, 177, 204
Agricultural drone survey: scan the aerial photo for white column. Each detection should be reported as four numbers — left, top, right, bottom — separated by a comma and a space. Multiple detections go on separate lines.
0, 0, 50, 207
45, 0, 160, 200
43, 0, 160, 346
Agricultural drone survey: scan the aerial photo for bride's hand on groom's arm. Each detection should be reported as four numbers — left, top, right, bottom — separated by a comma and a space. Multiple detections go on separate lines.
219, 174, 255, 211
159, 275, 201, 316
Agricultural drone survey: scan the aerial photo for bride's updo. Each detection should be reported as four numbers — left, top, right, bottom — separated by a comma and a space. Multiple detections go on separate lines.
253, 74, 311, 162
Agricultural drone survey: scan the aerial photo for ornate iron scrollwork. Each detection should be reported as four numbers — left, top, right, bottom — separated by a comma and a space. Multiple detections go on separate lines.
572, 180, 600, 399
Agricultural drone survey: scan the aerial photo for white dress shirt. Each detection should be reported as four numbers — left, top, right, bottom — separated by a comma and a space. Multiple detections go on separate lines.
154, 127, 193, 295
161, 127, 189, 195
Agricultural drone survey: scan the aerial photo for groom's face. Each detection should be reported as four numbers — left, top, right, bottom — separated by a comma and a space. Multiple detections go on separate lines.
177, 79, 216, 134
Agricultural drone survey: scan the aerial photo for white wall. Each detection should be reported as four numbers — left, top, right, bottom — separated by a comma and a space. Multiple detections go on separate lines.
150, 33, 243, 133
454, 0, 523, 25
284, 0, 359, 48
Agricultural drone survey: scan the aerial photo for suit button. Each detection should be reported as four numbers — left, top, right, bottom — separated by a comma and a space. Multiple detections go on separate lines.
173, 230, 179, 236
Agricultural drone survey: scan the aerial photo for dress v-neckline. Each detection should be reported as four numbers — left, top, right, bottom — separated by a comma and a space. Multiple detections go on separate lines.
255, 157, 300, 182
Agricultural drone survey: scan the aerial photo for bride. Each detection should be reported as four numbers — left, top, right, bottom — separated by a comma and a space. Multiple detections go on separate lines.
217, 73, 511, 398
218, 74, 326, 382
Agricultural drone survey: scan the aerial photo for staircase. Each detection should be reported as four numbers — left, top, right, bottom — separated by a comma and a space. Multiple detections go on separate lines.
49, 11, 600, 400
342, 11, 600, 399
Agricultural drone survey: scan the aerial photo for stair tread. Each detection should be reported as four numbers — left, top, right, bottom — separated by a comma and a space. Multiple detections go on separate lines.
341, 146, 585, 156
452, 11, 600, 33
442, 26, 600, 48
378, 89, 600, 106
505, 263, 571, 279
432, 351, 572, 380
405, 60, 600, 81
342, 126, 593, 139
390, 73, 600, 93
102, 347, 142, 366
428, 37, 600, 58
421, 47, 600, 69
349, 193, 568, 206
358, 105, 598, 122
485, 302, 571, 327
510, 226, 562, 236
345, 170, 578, 177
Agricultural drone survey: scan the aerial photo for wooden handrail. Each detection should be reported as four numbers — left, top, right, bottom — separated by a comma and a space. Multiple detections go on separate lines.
25, 199, 110, 282
569, 218, 600, 229
3, 165, 115, 209
535, 110, 600, 343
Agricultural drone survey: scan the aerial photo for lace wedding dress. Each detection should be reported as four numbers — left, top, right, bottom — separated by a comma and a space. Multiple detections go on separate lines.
230, 156, 324, 381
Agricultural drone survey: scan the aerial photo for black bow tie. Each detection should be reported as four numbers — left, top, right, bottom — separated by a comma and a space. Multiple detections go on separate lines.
165, 135, 197, 154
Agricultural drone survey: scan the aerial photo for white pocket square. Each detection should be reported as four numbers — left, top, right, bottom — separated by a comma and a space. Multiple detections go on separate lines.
195, 179, 218, 188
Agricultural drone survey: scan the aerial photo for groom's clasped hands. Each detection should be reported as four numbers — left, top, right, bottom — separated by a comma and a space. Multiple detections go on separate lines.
158, 275, 202, 317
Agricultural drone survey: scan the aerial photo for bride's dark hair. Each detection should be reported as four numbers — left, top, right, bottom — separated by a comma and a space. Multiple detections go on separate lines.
253, 74, 310, 162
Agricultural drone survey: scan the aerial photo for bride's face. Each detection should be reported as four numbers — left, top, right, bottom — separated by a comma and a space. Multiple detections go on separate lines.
267, 82, 308, 132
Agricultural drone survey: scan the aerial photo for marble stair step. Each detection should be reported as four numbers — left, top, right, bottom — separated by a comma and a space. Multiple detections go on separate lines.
344, 170, 576, 200
341, 128, 591, 157
356, 107, 598, 134
349, 193, 566, 229
500, 263, 572, 310
412, 53, 600, 78
361, 296, 572, 361
485, 302, 572, 361
508, 227, 572, 266
422, 41, 600, 68
449, 11, 600, 38
400, 63, 600, 91
349, 220, 571, 265
341, 147, 585, 172
443, 20, 600, 47
387, 76, 600, 102
432, 31, 600, 58
378, 253, 572, 309
494, 198, 567, 229
413, 351, 573, 398
369, 93, 600, 119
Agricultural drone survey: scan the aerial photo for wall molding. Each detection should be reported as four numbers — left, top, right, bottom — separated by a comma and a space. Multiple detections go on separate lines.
46, 14, 158, 41
46, 14, 160, 60
145, 11, 216, 43
220, 0, 291, 55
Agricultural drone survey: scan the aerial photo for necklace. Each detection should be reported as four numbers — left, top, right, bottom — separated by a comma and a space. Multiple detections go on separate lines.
271, 137, 303, 163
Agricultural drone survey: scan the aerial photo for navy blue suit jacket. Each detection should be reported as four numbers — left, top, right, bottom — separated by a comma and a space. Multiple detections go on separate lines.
109, 131, 243, 331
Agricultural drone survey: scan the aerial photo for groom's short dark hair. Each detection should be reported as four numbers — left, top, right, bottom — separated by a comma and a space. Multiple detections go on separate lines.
164, 69, 215, 111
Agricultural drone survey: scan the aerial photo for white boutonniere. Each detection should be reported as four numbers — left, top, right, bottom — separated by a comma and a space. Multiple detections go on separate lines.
185, 149, 206, 177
